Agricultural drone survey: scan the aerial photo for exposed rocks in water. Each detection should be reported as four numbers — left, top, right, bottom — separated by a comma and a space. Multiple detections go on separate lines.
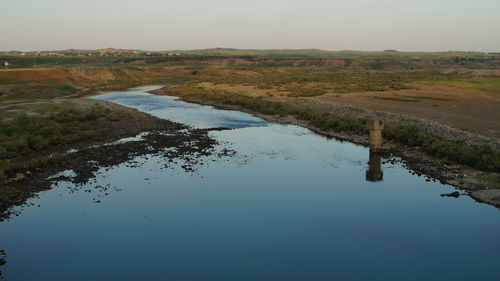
0, 249, 5, 280
440, 191, 461, 198
0, 118, 236, 221
0, 250, 5, 265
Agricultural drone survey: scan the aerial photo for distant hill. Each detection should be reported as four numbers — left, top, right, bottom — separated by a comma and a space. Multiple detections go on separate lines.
1, 48, 499, 60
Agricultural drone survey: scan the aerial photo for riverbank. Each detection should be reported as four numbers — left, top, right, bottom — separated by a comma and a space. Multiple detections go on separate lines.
4, 86, 500, 281
1, 82, 499, 217
151, 86, 500, 207
0, 98, 226, 220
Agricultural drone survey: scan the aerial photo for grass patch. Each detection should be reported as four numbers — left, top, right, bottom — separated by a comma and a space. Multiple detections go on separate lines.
473, 172, 500, 185
177, 85, 368, 132
420, 78, 500, 95
284, 86, 327, 97
0, 84, 81, 103
203, 69, 455, 94
466, 79, 500, 94
0, 102, 121, 184
384, 125, 500, 172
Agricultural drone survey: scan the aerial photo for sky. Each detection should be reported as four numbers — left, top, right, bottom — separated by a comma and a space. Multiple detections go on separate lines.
0, 0, 499, 52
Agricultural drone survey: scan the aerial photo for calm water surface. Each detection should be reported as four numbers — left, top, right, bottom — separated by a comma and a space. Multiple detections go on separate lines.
1, 86, 500, 281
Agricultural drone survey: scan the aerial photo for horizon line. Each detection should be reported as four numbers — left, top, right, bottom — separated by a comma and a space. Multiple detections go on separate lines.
1, 47, 499, 54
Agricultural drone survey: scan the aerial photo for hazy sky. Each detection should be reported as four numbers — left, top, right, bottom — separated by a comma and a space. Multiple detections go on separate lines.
1, 0, 499, 52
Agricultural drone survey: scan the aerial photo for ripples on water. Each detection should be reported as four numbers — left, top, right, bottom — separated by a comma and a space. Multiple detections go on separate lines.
95, 86, 268, 129
1, 86, 500, 281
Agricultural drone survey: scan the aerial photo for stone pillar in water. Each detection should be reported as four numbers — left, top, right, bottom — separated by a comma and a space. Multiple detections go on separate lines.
367, 120, 384, 151
366, 120, 384, 182
366, 149, 383, 182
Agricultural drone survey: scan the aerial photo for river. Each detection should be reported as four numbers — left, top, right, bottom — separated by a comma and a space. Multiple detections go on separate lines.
1, 86, 499, 281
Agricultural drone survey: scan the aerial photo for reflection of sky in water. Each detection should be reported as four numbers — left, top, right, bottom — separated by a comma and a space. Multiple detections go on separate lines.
1, 86, 500, 281
93, 86, 268, 129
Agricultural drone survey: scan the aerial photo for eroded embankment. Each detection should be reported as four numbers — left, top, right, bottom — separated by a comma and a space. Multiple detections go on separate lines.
150, 86, 500, 208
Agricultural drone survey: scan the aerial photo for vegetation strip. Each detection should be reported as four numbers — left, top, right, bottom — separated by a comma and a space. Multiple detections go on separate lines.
159, 86, 500, 173
0, 99, 235, 220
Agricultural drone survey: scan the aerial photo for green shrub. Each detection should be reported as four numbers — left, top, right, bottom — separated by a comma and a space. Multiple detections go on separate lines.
0, 102, 116, 179
0, 169, 5, 185
285, 86, 327, 97
183, 86, 498, 172
384, 125, 500, 172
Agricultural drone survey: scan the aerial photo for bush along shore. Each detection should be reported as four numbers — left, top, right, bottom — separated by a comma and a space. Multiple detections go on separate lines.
153, 85, 500, 206
0, 98, 234, 220
0, 100, 139, 185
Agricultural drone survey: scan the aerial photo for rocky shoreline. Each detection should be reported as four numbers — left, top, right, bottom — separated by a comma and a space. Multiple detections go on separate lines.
288, 97, 500, 150
0, 99, 234, 221
1, 86, 499, 218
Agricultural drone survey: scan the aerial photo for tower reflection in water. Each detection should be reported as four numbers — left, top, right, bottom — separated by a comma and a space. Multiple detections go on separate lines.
366, 149, 383, 182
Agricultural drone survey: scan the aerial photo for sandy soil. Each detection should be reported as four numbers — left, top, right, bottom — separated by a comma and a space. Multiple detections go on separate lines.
315, 83, 500, 139
195, 82, 500, 140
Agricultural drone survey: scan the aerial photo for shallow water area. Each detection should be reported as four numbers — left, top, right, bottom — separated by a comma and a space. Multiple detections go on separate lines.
93, 86, 269, 129
1, 86, 500, 281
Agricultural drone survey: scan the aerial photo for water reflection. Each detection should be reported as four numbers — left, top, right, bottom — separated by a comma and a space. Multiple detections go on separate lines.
2, 87, 500, 281
93, 86, 268, 129
366, 149, 383, 182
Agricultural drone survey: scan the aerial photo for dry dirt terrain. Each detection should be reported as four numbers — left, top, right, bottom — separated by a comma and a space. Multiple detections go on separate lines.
1, 66, 498, 141
1, 62, 500, 209
195, 79, 500, 140
315, 84, 500, 139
